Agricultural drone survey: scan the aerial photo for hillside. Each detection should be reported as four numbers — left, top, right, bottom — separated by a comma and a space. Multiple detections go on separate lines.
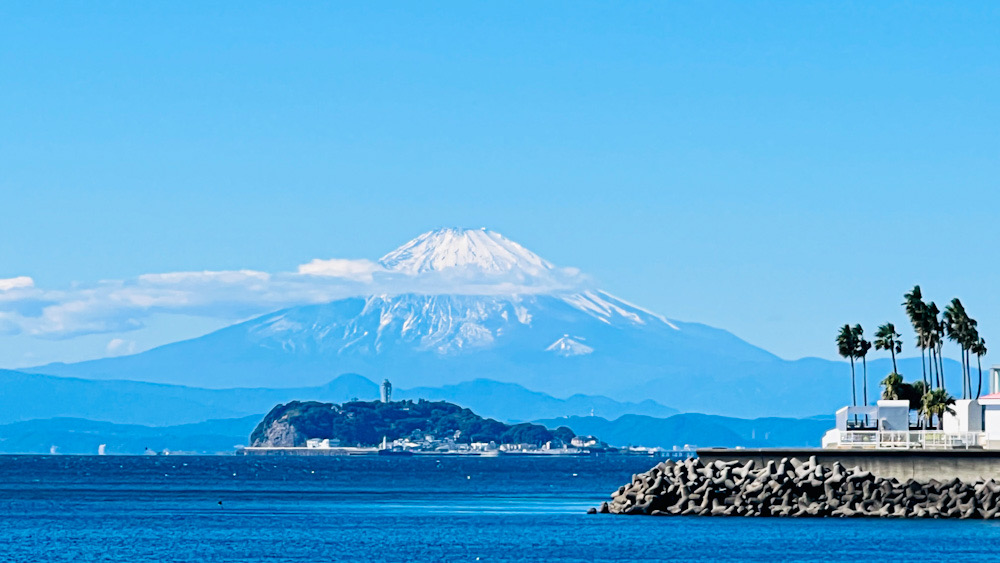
0, 369, 376, 426
397, 379, 677, 421
251, 399, 575, 448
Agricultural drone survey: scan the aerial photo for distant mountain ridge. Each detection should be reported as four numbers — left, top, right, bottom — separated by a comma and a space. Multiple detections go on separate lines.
22, 228, 970, 418
0, 370, 676, 426
398, 379, 677, 422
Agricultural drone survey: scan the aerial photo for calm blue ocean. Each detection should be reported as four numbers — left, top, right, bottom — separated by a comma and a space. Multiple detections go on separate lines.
1, 455, 999, 562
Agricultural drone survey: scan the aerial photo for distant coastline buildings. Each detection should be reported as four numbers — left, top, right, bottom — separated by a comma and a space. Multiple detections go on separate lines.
380, 379, 392, 403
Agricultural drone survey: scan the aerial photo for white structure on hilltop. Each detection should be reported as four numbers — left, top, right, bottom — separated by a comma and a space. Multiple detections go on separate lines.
380, 379, 392, 403
823, 365, 1000, 450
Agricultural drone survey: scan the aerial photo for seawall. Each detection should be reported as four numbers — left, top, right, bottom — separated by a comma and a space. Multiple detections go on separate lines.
599, 455, 1000, 518
697, 448, 1000, 482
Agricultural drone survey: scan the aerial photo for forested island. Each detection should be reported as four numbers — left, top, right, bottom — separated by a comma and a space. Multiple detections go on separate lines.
250, 399, 577, 448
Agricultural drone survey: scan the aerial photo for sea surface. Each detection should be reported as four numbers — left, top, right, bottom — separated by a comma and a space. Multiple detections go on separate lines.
2, 455, 1000, 562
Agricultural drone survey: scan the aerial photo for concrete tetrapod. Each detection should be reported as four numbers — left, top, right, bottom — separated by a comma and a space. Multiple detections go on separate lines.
596, 456, 1000, 519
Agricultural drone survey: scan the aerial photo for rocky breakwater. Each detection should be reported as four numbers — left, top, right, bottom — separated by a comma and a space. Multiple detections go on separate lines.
593, 456, 1000, 519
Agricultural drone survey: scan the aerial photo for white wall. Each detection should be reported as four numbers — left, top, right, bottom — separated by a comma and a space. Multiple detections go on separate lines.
943, 399, 983, 433
876, 400, 910, 431
984, 405, 1000, 440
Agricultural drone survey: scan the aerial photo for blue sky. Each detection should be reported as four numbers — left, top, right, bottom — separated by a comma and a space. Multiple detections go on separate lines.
1, 2, 998, 366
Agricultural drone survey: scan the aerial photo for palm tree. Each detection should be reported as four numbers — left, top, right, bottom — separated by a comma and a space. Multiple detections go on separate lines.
920, 388, 956, 430
943, 298, 968, 397
964, 317, 980, 399
903, 286, 929, 392
925, 302, 943, 390
881, 372, 904, 400
874, 322, 903, 375
973, 336, 988, 400
911, 380, 928, 427
853, 324, 872, 407
836, 324, 857, 408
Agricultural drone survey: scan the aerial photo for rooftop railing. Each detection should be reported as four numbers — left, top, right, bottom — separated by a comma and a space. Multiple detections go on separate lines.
831, 430, 984, 450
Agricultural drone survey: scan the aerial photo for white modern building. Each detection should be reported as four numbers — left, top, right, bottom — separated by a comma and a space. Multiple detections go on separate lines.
822, 365, 1000, 450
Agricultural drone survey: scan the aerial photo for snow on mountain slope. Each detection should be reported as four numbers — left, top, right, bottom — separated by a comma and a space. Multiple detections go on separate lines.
241, 289, 678, 358
248, 294, 514, 355
546, 335, 594, 357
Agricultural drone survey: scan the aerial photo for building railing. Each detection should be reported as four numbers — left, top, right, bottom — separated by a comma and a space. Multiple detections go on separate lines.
830, 430, 985, 450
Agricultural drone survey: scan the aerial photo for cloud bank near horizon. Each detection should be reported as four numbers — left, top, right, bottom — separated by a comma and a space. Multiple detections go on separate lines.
0, 259, 589, 340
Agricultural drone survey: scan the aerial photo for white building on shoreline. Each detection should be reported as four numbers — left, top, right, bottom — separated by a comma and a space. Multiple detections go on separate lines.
822, 365, 1000, 450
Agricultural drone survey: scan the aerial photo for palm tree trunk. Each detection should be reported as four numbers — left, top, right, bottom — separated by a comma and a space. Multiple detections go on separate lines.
862, 355, 869, 426
920, 343, 928, 390
890, 346, 897, 375
977, 354, 984, 400
862, 355, 868, 406
962, 348, 968, 399
931, 346, 938, 388
850, 357, 857, 425
919, 343, 927, 430
927, 346, 937, 390
966, 349, 972, 400
930, 345, 936, 388
965, 348, 972, 399
938, 344, 947, 389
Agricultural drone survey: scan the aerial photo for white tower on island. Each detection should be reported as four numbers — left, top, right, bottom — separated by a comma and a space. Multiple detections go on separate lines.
380, 379, 392, 403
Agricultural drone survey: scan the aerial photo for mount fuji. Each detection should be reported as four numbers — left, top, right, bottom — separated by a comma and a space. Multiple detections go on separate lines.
30, 228, 864, 417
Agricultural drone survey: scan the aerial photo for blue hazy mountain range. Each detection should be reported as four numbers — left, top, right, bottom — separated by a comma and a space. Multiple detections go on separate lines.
536, 414, 835, 449
23, 229, 970, 419
0, 370, 676, 426
27, 298, 963, 418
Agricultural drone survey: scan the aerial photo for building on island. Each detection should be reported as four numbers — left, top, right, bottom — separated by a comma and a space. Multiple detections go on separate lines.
823, 365, 1000, 450
380, 379, 392, 403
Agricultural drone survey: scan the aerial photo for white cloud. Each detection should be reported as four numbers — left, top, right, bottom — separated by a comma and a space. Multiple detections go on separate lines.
0, 257, 590, 340
298, 258, 383, 281
138, 270, 271, 285
0, 276, 34, 291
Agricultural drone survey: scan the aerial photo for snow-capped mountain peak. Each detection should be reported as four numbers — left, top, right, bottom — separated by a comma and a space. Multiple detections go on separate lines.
379, 228, 553, 276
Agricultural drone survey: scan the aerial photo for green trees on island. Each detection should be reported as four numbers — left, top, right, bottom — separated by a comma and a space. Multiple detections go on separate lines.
249, 399, 577, 448
841, 285, 988, 430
